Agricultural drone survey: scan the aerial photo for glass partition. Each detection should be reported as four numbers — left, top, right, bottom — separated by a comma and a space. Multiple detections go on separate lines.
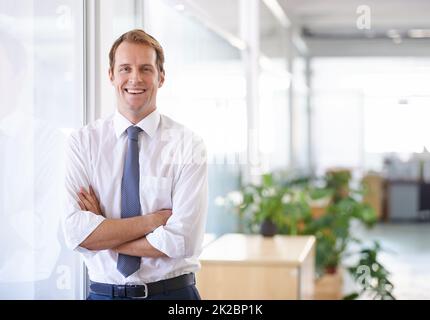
259, 0, 290, 171
0, 0, 85, 299
144, 0, 246, 235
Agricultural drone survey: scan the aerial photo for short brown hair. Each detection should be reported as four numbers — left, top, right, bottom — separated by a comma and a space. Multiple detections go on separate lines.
109, 29, 165, 75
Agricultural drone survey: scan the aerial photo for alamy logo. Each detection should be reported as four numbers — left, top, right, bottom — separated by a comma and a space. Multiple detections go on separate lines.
356, 5, 371, 30
56, 265, 72, 290
56, 5, 72, 30
356, 265, 371, 287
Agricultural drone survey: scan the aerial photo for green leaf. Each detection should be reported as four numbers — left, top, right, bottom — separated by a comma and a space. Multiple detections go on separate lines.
262, 173, 274, 187
343, 292, 360, 300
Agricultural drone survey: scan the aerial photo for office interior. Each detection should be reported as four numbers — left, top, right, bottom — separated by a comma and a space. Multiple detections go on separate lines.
1, 0, 430, 300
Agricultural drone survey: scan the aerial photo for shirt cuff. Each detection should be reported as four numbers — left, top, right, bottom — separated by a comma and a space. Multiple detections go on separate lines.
63, 211, 105, 258
146, 226, 185, 258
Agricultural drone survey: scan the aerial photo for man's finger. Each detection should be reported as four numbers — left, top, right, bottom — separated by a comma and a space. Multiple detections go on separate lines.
80, 188, 98, 207
83, 187, 97, 203
88, 186, 102, 212
80, 187, 91, 200
78, 192, 93, 211
78, 200, 86, 210
89, 185, 96, 198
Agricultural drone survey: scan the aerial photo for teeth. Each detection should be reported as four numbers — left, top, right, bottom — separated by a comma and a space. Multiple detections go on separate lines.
125, 89, 145, 94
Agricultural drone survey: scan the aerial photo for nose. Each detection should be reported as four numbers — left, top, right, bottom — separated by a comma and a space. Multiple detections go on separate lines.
129, 69, 142, 84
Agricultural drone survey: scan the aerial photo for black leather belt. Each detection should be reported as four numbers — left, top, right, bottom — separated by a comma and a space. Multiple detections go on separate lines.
89, 273, 195, 298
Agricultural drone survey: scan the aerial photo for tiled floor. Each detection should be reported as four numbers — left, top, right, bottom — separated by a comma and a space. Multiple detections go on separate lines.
346, 222, 430, 300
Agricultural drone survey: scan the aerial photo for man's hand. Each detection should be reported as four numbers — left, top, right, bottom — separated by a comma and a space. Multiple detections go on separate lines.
150, 209, 172, 228
77, 185, 171, 226
110, 210, 172, 257
113, 237, 168, 258
77, 186, 172, 250
78, 185, 104, 216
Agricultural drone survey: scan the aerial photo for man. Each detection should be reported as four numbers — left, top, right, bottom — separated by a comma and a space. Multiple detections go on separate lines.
62, 29, 208, 300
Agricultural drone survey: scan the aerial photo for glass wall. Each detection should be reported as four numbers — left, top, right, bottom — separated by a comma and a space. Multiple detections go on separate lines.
98, 0, 144, 118
291, 56, 310, 172
144, 0, 246, 235
0, 0, 84, 298
311, 89, 363, 176
180, 0, 241, 39
259, 0, 290, 172
0, 1, 303, 299
311, 57, 430, 176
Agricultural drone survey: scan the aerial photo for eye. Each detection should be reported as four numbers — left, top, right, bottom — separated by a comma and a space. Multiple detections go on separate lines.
119, 66, 131, 72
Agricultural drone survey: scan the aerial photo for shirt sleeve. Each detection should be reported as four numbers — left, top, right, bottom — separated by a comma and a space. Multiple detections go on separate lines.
146, 136, 208, 259
61, 131, 105, 257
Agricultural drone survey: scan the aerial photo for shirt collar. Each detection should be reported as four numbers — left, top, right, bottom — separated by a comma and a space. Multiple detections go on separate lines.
113, 109, 160, 139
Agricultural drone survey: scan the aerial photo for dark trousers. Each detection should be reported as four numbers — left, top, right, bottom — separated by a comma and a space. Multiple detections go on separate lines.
87, 284, 201, 300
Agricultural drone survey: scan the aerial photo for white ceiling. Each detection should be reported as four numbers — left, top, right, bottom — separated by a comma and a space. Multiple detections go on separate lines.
279, 0, 430, 36
181, 0, 430, 56
277, 0, 430, 56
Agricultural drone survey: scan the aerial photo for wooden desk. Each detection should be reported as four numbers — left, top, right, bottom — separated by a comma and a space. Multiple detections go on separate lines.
196, 233, 315, 300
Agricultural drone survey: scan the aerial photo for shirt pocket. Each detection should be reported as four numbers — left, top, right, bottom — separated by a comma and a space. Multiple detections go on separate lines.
139, 175, 173, 213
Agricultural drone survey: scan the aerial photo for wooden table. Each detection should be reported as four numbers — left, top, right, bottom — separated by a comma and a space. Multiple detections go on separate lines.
196, 233, 316, 300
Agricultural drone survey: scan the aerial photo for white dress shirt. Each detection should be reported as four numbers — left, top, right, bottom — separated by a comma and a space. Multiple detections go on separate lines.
62, 109, 208, 284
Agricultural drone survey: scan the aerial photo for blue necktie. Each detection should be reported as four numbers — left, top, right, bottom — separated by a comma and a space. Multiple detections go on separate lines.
117, 126, 142, 278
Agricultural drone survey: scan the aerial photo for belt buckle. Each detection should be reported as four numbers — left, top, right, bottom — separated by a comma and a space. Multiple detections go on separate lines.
115, 285, 126, 298
126, 282, 148, 299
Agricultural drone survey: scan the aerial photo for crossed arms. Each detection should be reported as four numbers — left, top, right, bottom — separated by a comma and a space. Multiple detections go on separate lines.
77, 186, 171, 258
63, 132, 208, 260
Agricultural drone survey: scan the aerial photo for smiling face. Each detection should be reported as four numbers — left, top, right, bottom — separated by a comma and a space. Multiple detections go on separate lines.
109, 41, 164, 124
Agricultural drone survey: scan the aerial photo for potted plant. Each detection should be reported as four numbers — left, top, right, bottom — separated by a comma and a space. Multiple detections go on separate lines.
280, 169, 394, 299
344, 241, 395, 300
221, 170, 395, 299
222, 173, 308, 237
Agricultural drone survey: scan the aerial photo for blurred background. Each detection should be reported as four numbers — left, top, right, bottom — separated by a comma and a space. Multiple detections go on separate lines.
1, 0, 430, 299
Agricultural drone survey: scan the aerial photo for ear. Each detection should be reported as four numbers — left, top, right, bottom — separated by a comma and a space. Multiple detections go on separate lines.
158, 71, 165, 88
108, 68, 114, 83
